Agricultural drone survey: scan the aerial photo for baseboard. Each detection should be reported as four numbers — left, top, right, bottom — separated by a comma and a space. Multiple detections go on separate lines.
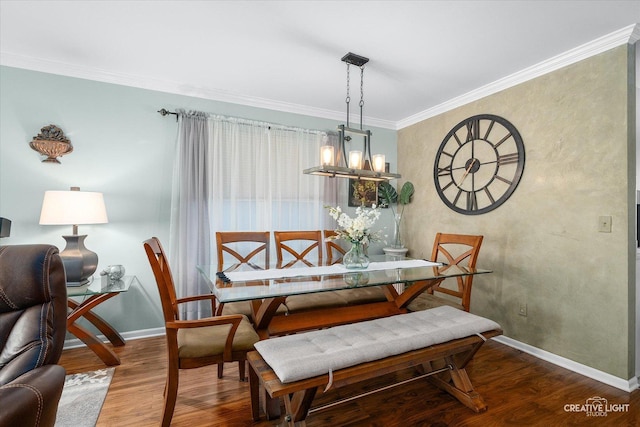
494, 335, 638, 393
63, 327, 165, 349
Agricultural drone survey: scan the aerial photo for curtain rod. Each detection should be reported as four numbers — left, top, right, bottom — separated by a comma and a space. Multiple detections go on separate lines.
156, 107, 335, 137
158, 108, 178, 117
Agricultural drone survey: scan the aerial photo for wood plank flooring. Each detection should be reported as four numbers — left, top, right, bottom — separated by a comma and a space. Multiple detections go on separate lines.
59, 336, 639, 426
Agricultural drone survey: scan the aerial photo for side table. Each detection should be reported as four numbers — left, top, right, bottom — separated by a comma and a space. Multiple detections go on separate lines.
67, 275, 134, 366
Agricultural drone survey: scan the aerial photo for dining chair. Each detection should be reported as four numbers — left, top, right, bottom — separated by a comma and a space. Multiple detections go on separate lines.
215, 231, 270, 315
324, 229, 346, 265
274, 230, 349, 312
143, 237, 260, 427
407, 233, 483, 312
274, 230, 323, 268
216, 231, 270, 272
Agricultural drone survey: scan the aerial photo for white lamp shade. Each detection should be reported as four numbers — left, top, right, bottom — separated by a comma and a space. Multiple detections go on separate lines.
39, 190, 108, 225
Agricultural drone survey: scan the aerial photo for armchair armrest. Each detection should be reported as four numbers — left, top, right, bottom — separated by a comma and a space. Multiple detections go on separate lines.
176, 293, 216, 314
0, 364, 66, 427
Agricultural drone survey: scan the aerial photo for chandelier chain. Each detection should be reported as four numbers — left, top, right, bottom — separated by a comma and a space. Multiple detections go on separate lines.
345, 62, 351, 128
345, 63, 351, 106
359, 66, 364, 108
359, 65, 364, 129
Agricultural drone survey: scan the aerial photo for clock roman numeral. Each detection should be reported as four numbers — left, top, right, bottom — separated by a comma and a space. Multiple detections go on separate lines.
441, 179, 455, 191
493, 132, 512, 149
497, 153, 519, 165
467, 192, 478, 211
453, 189, 463, 206
483, 119, 495, 140
484, 187, 495, 204
466, 119, 480, 141
437, 165, 452, 176
495, 175, 513, 185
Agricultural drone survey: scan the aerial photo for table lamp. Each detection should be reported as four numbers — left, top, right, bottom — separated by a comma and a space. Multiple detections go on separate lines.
39, 187, 108, 285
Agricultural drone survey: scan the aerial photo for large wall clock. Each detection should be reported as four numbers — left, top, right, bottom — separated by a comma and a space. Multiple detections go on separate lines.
434, 114, 525, 215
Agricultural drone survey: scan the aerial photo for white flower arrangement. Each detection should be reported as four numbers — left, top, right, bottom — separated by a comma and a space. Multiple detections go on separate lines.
326, 205, 383, 245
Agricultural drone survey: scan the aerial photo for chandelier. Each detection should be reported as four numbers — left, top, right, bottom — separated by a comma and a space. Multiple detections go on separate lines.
303, 52, 401, 182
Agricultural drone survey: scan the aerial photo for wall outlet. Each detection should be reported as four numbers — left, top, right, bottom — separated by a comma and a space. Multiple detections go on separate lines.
598, 215, 612, 233
518, 302, 527, 317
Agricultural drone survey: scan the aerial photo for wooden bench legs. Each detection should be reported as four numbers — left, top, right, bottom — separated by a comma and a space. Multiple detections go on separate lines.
426, 357, 488, 413
248, 330, 501, 425
249, 363, 282, 421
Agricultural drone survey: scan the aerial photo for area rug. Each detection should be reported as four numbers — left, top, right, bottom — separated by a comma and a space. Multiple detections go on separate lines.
55, 367, 115, 427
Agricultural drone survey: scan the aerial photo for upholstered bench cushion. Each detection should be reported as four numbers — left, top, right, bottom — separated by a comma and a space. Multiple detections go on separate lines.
254, 306, 500, 383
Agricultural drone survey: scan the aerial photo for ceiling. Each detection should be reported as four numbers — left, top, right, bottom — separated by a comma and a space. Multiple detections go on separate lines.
1, 1, 638, 129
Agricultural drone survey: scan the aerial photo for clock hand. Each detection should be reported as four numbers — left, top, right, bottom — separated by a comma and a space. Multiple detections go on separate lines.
459, 158, 477, 185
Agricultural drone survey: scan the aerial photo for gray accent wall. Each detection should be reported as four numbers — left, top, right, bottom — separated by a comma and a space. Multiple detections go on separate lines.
398, 45, 636, 380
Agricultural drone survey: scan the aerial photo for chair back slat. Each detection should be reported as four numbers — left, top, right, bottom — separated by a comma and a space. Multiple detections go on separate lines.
216, 231, 270, 272
430, 233, 483, 311
324, 229, 346, 265
274, 230, 323, 268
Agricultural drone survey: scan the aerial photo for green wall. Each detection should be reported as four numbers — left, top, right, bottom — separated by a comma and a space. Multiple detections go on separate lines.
398, 45, 636, 379
0, 65, 397, 335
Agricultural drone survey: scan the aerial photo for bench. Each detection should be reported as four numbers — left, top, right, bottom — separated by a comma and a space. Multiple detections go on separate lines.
248, 306, 502, 425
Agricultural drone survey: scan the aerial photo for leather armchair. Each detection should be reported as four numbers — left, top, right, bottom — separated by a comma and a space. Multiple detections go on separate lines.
0, 244, 68, 427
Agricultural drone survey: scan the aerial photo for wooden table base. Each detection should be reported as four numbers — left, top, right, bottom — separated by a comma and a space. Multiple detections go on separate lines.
67, 294, 126, 366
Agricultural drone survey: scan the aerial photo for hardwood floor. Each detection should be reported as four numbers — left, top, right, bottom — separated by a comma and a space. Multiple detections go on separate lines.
59, 336, 639, 426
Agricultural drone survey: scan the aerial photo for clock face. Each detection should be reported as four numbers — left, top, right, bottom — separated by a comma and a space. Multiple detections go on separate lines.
434, 114, 525, 215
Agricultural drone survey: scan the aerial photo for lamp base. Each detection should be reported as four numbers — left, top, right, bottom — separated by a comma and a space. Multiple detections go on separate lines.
60, 235, 98, 285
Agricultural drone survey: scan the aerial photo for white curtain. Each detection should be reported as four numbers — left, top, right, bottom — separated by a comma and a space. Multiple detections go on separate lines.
170, 111, 338, 318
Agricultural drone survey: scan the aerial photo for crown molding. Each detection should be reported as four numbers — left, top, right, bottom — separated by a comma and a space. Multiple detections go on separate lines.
0, 51, 397, 130
396, 23, 640, 130
1, 24, 636, 132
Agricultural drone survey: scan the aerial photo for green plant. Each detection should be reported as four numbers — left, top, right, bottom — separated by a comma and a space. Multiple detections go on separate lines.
379, 181, 415, 213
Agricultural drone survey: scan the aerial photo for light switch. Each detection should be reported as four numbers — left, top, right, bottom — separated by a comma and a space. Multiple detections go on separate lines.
598, 216, 612, 233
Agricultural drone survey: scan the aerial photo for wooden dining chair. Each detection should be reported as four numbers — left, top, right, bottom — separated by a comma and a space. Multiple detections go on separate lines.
407, 233, 483, 312
324, 229, 346, 265
143, 237, 260, 427
274, 230, 323, 268
274, 230, 350, 312
216, 231, 270, 272
215, 231, 271, 317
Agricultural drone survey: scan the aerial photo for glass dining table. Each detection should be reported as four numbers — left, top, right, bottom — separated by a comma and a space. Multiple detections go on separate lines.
197, 257, 491, 338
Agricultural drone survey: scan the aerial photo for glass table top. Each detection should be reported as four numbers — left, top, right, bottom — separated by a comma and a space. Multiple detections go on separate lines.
197, 257, 491, 303
67, 275, 134, 297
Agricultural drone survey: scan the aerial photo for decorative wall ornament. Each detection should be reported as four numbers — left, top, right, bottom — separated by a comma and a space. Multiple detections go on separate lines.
29, 124, 73, 163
